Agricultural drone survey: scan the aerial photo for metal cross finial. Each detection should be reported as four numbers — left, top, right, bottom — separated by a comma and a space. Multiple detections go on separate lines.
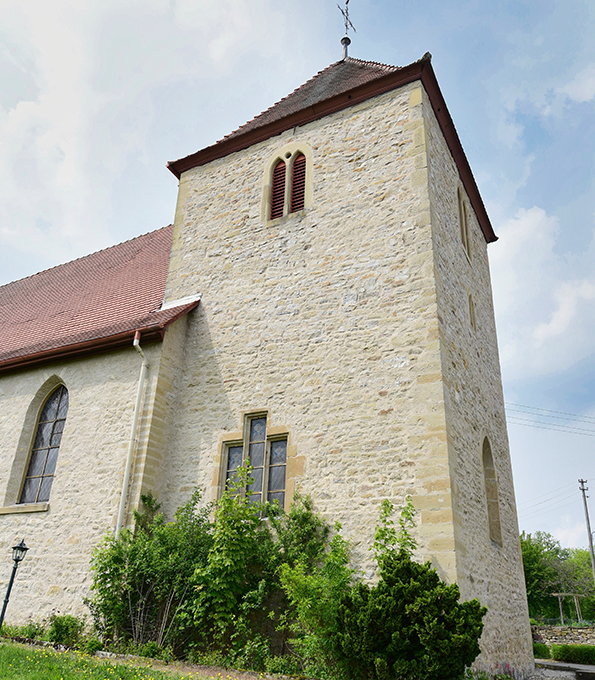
338, 0, 356, 37
338, 0, 356, 58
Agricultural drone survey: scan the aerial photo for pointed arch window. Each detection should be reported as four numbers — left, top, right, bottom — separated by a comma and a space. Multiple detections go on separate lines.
290, 153, 306, 213
482, 437, 502, 546
267, 147, 311, 220
19, 385, 69, 504
270, 160, 286, 220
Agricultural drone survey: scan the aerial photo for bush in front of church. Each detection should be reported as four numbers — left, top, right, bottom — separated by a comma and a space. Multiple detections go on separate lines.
281, 499, 487, 680
87, 487, 213, 653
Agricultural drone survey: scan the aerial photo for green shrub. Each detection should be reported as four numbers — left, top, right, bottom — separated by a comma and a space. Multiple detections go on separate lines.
533, 642, 550, 658
552, 643, 595, 664
84, 637, 104, 655
0, 619, 46, 639
264, 654, 302, 675
47, 613, 84, 647
139, 641, 161, 658
88, 488, 213, 652
281, 499, 486, 680
335, 549, 486, 680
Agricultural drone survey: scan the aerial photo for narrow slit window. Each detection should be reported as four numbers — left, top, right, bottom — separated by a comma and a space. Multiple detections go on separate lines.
482, 437, 502, 546
270, 160, 286, 220
458, 188, 471, 260
20, 385, 68, 504
469, 294, 477, 331
290, 153, 306, 213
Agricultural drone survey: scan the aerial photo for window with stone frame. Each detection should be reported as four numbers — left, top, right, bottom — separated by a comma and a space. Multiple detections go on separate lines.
268, 149, 308, 220
224, 414, 287, 506
19, 385, 69, 504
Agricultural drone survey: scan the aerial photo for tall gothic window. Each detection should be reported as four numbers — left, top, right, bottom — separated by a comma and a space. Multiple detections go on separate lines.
224, 414, 287, 506
19, 385, 69, 504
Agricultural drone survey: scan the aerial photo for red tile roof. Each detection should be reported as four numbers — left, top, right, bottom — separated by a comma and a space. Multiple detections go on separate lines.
222, 57, 403, 143
0, 225, 199, 373
167, 54, 496, 243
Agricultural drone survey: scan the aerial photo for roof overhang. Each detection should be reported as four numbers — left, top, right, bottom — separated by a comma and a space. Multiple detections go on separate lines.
167, 55, 496, 244
0, 299, 199, 376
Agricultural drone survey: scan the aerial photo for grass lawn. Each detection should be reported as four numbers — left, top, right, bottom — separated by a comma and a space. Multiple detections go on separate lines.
0, 642, 252, 680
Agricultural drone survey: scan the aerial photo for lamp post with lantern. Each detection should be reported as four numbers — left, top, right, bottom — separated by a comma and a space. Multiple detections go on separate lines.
0, 540, 29, 630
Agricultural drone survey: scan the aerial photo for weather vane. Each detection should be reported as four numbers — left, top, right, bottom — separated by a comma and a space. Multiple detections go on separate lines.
338, 0, 356, 59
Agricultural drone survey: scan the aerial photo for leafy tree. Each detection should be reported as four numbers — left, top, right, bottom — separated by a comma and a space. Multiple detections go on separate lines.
520, 531, 595, 621
194, 465, 331, 665
279, 526, 354, 679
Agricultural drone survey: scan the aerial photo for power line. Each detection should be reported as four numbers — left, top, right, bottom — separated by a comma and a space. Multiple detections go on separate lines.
507, 416, 595, 437
519, 497, 579, 521
517, 487, 577, 512
506, 402, 595, 425
516, 481, 577, 509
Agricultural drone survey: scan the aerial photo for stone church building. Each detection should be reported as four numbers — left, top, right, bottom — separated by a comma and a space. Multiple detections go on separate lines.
0, 53, 533, 674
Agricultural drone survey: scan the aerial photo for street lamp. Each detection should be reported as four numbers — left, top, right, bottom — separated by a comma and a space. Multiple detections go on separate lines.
0, 540, 29, 630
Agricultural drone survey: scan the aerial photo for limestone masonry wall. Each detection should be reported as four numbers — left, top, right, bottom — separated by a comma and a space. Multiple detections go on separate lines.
0, 343, 164, 623
423, 89, 533, 674
163, 81, 454, 576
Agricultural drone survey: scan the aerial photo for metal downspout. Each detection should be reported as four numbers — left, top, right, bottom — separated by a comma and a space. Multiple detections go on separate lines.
115, 330, 148, 538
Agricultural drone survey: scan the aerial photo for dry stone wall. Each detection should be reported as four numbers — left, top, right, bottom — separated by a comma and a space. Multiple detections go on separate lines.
535, 626, 595, 647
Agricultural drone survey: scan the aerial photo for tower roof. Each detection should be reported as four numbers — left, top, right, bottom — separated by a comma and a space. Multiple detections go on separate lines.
167, 54, 497, 244
0, 225, 199, 374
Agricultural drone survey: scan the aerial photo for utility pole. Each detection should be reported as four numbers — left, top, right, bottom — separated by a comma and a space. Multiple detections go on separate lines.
578, 479, 595, 587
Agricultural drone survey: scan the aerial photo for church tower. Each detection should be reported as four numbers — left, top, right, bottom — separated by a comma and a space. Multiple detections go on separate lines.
161, 53, 533, 674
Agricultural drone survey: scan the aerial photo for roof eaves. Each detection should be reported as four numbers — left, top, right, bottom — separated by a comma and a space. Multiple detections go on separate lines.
167, 55, 496, 244
0, 299, 200, 376
167, 57, 426, 179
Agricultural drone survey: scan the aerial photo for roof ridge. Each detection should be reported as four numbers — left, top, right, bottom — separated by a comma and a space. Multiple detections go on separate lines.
1, 224, 173, 290
218, 57, 403, 145
218, 61, 343, 143
343, 56, 402, 70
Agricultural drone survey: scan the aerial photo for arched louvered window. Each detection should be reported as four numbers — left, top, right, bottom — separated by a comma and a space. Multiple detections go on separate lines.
290, 153, 306, 213
482, 437, 502, 546
19, 385, 69, 504
270, 160, 286, 220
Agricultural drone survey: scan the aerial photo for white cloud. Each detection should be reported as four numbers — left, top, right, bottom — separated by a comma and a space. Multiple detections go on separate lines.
0, 0, 325, 283
490, 206, 595, 381
558, 63, 595, 103
553, 518, 588, 550
534, 281, 595, 344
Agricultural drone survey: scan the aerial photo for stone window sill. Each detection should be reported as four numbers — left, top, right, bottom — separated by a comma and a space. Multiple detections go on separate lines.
0, 502, 49, 515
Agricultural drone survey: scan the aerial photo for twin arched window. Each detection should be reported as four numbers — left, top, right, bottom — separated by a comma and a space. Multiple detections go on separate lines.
269, 151, 307, 220
19, 385, 69, 504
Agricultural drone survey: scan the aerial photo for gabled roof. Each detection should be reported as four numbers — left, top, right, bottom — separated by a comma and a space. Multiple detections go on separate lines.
167, 54, 496, 244
0, 225, 199, 374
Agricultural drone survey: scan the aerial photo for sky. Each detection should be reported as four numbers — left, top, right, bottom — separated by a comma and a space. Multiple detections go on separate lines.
1, 0, 595, 548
